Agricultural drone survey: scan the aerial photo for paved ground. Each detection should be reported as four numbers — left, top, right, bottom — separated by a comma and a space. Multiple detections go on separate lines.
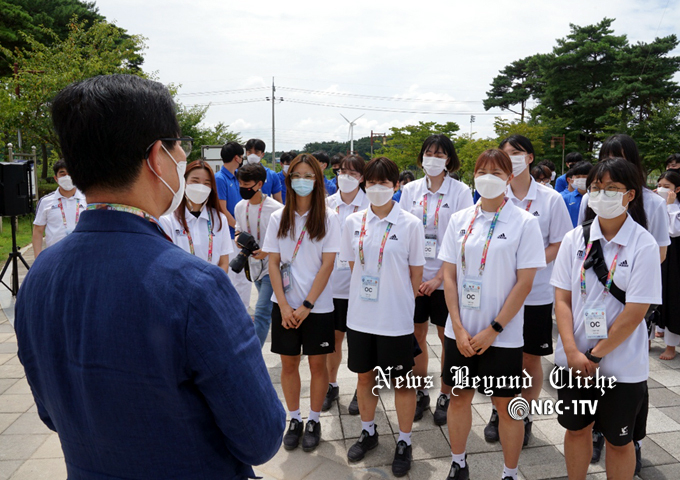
0, 245, 679, 479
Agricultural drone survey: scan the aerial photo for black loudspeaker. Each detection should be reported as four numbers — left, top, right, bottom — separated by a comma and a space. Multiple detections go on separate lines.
0, 162, 34, 216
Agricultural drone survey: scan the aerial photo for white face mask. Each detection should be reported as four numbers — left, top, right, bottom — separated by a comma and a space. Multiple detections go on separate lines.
475, 174, 508, 199
589, 190, 628, 219
657, 187, 671, 200
148, 145, 186, 217
422, 156, 447, 177
572, 178, 587, 192
247, 153, 261, 165
57, 175, 75, 191
551, 171, 556, 181
185, 183, 211, 206
366, 185, 394, 207
510, 155, 528, 177
282, 164, 289, 173
337, 174, 360, 193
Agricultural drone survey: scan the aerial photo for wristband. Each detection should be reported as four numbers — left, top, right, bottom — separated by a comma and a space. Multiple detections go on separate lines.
490, 320, 503, 333
303, 300, 314, 310
584, 348, 602, 363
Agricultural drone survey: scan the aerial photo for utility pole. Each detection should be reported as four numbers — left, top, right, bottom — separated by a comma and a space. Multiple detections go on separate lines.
469, 115, 476, 138
266, 77, 283, 167
370, 130, 386, 158
551, 134, 566, 174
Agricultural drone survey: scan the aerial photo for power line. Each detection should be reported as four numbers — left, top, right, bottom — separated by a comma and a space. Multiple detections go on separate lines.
178, 87, 268, 97
283, 98, 512, 116
277, 86, 482, 104
186, 98, 267, 107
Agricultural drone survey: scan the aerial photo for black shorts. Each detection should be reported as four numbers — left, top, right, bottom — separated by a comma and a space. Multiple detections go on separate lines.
270, 303, 335, 356
333, 298, 349, 333
554, 366, 647, 446
347, 328, 415, 378
441, 337, 523, 398
414, 289, 448, 327
523, 304, 554, 356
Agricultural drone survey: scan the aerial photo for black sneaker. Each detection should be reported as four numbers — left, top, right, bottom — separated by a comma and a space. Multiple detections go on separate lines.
414, 391, 431, 421
348, 390, 360, 415
301, 420, 321, 452
483, 409, 499, 443
283, 419, 303, 450
446, 455, 469, 480
433, 393, 449, 426
635, 440, 642, 476
347, 427, 379, 462
523, 417, 532, 447
391, 440, 412, 477
322, 384, 339, 411
591, 430, 604, 463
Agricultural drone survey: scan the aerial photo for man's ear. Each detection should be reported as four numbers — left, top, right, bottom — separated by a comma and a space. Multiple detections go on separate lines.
256, 181, 264, 191
147, 141, 164, 176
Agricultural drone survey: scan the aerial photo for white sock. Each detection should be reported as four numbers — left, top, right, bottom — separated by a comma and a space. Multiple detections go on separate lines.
451, 452, 466, 468
361, 420, 375, 436
398, 430, 412, 446
442, 392, 451, 400
290, 409, 302, 422
419, 389, 429, 396
502, 465, 518, 480
308, 410, 320, 423
492, 405, 497, 412
330, 382, 339, 388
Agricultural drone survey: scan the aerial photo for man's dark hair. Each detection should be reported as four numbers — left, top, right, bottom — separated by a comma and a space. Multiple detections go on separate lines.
237, 163, 267, 184
666, 153, 680, 167
220, 142, 244, 164
53, 159, 67, 176
399, 170, 415, 183
312, 151, 329, 167
280, 151, 296, 165
537, 159, 555, 172
51, 74, 180, 193
570, 161, 593, 177
245, 139, 266, 152
330, 153, 344, 167
365, 157, 399, 186
565, 152, 583, 166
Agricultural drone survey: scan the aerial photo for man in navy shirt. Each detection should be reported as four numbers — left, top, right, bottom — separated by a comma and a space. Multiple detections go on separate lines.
15, 74, 285, 480
555, 151, 583, 193
278, 151, 295, 204
244, 139, 283, 203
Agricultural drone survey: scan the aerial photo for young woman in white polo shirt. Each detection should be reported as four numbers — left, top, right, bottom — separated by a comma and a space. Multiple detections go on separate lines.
322, 154, 369, 413
399, 134, 474, 426
262, 154, 341, 453
160, 160, 233, 273
550, 157, 662, 480
655, 170, 680, 360
482, 135, 572, 446
439, 149, 545, 480
339, 156, 425, 477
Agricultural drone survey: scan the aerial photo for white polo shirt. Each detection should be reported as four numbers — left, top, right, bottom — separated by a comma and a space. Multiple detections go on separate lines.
667, 200, 680, 237
578, 188, 671, 247
339, 201, 425, 336
33, 189, 87, 247
262, 207, 341, 313
550, 215, 662, 382
439, 201, 546, 348
234, 195, 283, 279
506, 178, 573, 305
326, 189, 370, 299
160, 207, 233, 266
399, 176, 474, 287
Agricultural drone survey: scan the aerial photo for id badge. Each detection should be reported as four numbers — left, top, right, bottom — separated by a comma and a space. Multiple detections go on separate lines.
424, 234, 438, 259
336, 257, 350, 271
360, 274, 379, 302
461, 277, 482, 310
584, 302, 608, 339
281, 263, 292, 293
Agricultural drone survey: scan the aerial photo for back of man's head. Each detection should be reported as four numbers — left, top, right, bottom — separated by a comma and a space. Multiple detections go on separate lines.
221, 141, 244, 163
52, 74, 180, 194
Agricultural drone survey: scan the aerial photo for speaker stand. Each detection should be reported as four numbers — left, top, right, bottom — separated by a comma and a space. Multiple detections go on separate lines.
0, 216, 30, 296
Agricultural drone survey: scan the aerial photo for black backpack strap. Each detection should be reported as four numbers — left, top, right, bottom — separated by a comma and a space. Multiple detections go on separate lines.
581, 220, 627, 305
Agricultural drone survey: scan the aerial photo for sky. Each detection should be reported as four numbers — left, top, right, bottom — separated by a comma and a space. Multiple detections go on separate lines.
93, 0, 680, 155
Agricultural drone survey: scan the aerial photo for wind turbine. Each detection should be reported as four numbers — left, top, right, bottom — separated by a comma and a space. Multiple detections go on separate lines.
341, 113, 364, 154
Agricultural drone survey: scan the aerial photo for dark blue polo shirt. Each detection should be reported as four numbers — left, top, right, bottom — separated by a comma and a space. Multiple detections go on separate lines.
215, 166, 241, 238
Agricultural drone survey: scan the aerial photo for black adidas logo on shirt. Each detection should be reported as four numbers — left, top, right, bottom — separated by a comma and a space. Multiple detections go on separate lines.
354, 231, 360, 237
442, 203, 450, 208
497, 233, 507, 239
618, 260, 629, 267
577, 250, 585, 258
533, 211, 540, 217
389, 234, 399, 241
459, 229, 466, 235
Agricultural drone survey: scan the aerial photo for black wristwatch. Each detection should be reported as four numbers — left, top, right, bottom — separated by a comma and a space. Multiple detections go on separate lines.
302, 300, 314, 310
584, 348, 602, 363
490, 320, 503, 333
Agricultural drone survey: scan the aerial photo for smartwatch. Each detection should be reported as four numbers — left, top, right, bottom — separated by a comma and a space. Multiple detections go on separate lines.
303, 300, 314, 310
584, 348, 602, 363
490, 320, 503, 333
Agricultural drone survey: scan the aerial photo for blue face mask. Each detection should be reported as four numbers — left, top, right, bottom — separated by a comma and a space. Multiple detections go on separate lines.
291, 178, 315, 197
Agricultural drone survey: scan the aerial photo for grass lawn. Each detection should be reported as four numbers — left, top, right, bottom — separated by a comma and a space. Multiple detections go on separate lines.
0, 215, 35, 260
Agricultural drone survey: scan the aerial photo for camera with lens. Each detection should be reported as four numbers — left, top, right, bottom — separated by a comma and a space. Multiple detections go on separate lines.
229, 231, 260, 275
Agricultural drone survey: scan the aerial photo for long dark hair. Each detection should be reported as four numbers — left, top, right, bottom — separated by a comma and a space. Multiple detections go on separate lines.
584, 157, 647, 229
499, 134, 535, 165
598, 134, 646, 186
418, 134, 460, 173
174, 160, 225, 233
278, 154, 328, 241
659, 170, 680, 190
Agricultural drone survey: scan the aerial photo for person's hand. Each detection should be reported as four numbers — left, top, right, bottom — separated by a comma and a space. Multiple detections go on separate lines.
469, 327, 498, 356
566, 350, 594, 378
293, 305, 311, 327
280, 304, 296, 329
668, 190, 677, 205
252, 249, 267, 260
419, 277, 442, 296
453, 325, 476, 357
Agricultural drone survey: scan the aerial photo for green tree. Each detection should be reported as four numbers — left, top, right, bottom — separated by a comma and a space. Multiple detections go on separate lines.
175, 102, 241, 162
623, 102, 680, 174
483, 55, 543, 122
455, 135, 498, 184
380, 121, 460, 170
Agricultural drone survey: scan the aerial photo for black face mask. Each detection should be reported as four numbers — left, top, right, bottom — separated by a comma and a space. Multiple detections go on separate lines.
332, 168, 340, 177
240, 186, 257, 200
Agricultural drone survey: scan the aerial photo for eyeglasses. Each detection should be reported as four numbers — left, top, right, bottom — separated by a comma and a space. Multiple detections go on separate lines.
145, 137, 194, 158
589, 185, 629, 198
290, 173, 315, 180
339, 169, 361, 179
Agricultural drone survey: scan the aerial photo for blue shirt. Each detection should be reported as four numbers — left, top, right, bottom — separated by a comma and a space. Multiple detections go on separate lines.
393, 189, 403, 202
555, 174, 568, 193
215, 167, 241, 238
563, 189, 584, 227
324, 177, 337, 195
278, 171, 287, 204
15, 209, 285, 480
262, 167, 282, 197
